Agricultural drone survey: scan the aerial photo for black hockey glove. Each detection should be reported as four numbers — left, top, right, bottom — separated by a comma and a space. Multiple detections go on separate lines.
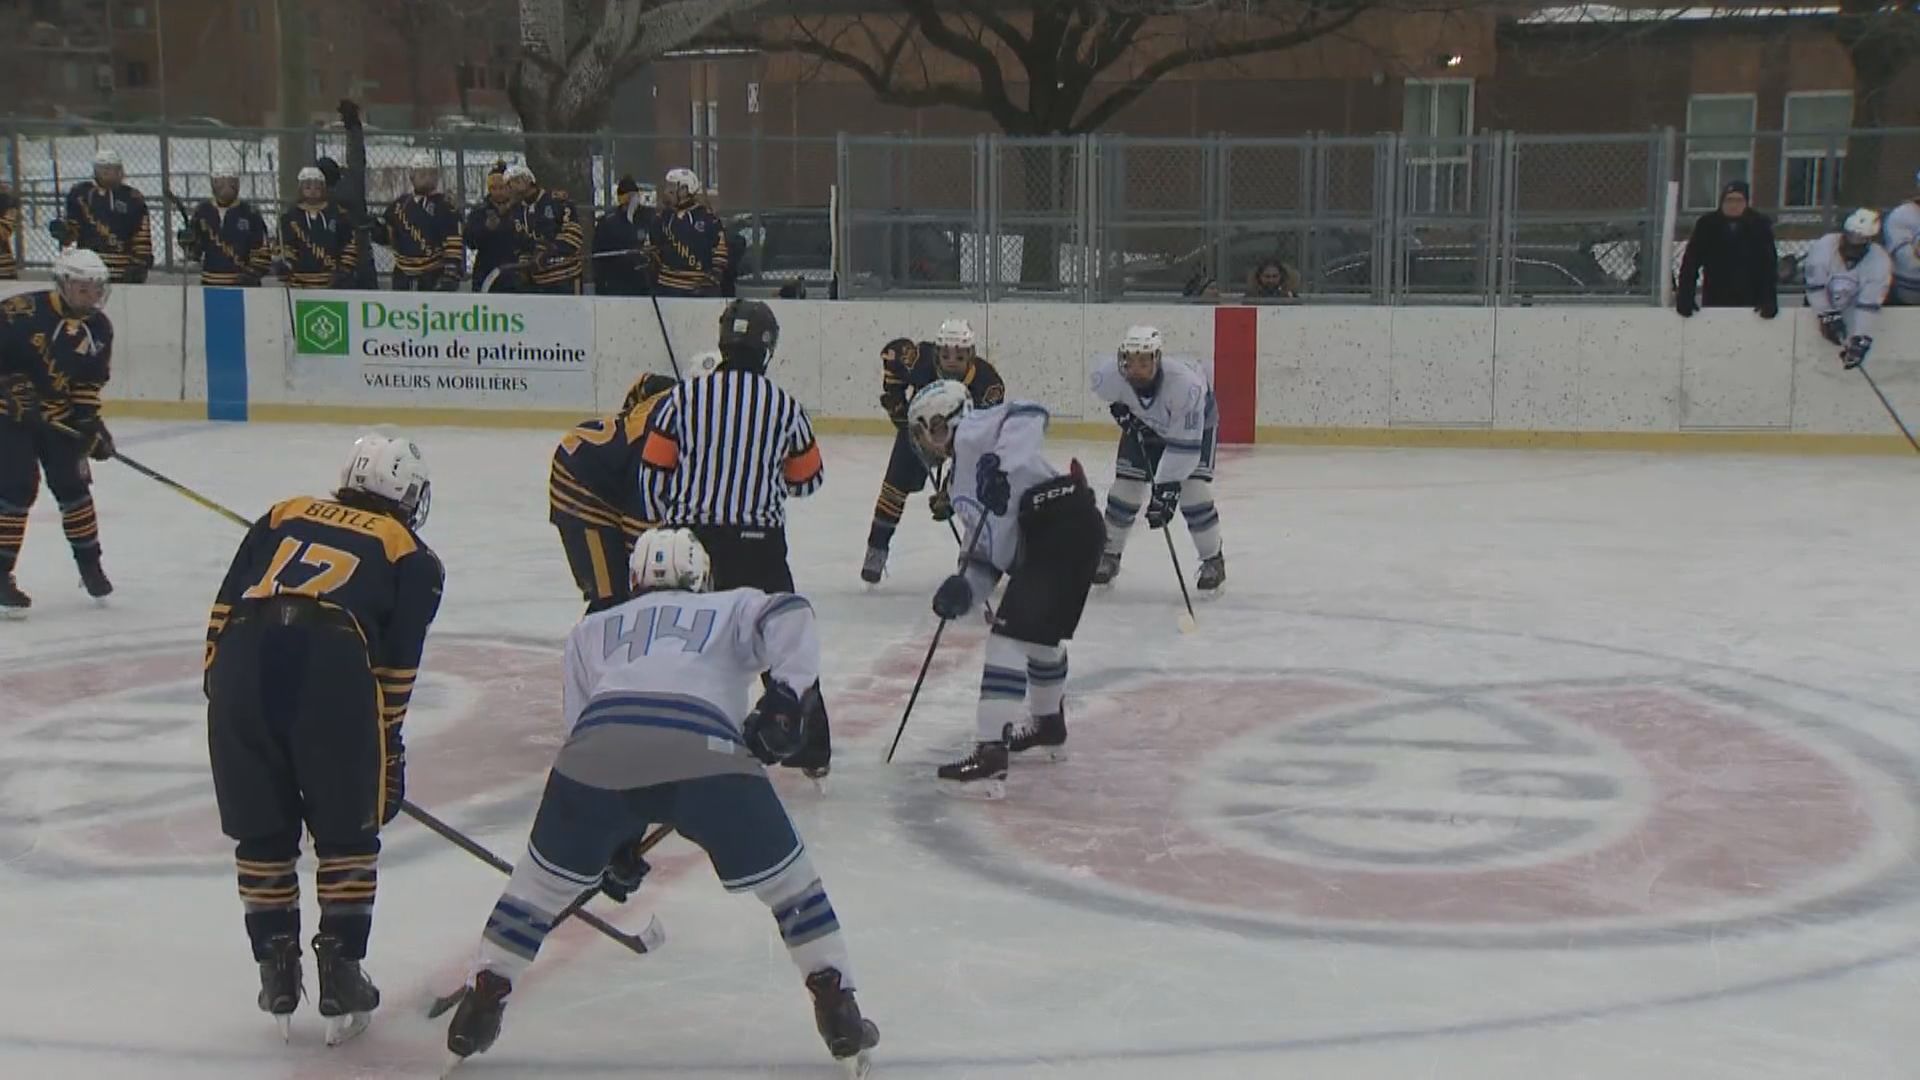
974, 453, 1010, 516
1674, 292, 1695, 318
78, 418, 115, 461
1818, 310, 1847, 347
1145, 482, 1180, 530
1109, 401, 1141, 432
932, 573, 973, 620
1843, 335, 1874, 370
929, 488, 953, 522
743, 681, 808, 765
1758, 297, 1778, 320
600, 840, 653, 904
1, 379, 45, 427
47, 219, 68, 244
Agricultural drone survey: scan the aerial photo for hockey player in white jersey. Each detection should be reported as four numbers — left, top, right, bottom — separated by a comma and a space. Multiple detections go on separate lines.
1805, 208, 1892, 370
1884, 175, 1920, 306
906, 382, 1105, 796
442, 529, 878, 1076
1089, 325, 1227, 594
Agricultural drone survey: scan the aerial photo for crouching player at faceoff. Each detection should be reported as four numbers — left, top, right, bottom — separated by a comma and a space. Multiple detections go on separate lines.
550, 372, 680, 612
905, 382, 1105, 797
443, 528, 879, 1076
1089, 325, 1227, 595
205, 435, 443, 1045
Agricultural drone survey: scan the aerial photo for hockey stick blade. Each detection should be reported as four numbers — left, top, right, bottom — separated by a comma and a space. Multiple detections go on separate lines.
425, 913, 665, 1018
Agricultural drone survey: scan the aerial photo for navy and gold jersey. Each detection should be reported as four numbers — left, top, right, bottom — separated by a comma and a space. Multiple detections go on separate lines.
378, 192, 464, 279
880, 340, 1006, 426
464, 197, 524, 289
649, 202, 728, 297
0, 191, 18, 279
513, 187, 584, 288
187, 199, 273, 286
0, 290, 112, 426
550, 377, 678, 535
278, 201, 358, 288
207, 496, 444, 725
64, 181, 153, 282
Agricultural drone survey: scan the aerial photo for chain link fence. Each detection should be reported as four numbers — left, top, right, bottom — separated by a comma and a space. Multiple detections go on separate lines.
9, 118, 1920, 302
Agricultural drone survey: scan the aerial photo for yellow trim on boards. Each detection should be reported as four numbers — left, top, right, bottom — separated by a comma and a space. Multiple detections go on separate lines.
101, 401, 1915, 455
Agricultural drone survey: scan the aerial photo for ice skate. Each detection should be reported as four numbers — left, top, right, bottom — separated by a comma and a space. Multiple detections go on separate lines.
1006, 708, 1067, 762
255, 933, 302, 1042
0, 573, 29, 619
859, 545, 888, 586
1195, 552, 1225, 597
1092, 550, 1121, 587
76, 554, 111, 602
806, 967, 879, 1078
937, 739, 1008, 799
312, 933, 379, 1046
443, 969, 512, 1075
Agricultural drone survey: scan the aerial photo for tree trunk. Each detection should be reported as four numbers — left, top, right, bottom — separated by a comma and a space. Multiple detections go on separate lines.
275, 0, 309, 205
1836, 8, 1912, 211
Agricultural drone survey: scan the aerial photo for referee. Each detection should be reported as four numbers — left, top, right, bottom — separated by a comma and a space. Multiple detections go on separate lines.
638, 299, 832, 776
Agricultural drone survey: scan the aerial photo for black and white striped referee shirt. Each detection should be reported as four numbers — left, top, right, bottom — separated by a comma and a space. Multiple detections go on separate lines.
638, 368, 824, 528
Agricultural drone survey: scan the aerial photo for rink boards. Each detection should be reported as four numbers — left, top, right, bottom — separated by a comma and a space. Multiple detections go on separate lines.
17, 282, 1920, 452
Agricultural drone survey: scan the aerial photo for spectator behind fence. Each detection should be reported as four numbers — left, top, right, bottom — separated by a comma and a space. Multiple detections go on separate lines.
650, 168, 728, 298
592, 176, 654, 297
1884, 171, 1920, 306
466, 164, 524, 293
182, 166, 272, 287
1676, 180, 1777, 320
1245, 258, 1299, 300
52, 150, 152, 284
0, 180, 19, 281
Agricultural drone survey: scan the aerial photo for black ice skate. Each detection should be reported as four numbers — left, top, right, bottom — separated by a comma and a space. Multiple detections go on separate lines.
255, 933, 303, 1042
859, 545, 887, 585
1092, 551, 1121, 587
936, 739, 1008, 799
1195, 552, 1226, 596
1006, 709, 1067, 762
443, 969, 512, 1074
0, 573, 30, 618
312, 933, 379, 1046
76, 555, 112, 601
806, 967, 880, 1079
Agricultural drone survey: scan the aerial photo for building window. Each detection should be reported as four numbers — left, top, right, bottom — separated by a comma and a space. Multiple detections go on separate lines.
1403, 78, 1474, 213
1684, 94, 1756, 211
691, 100, 719, 194
240, 3, 258, 33
125, 60, 149, 87
308, 71, 323, 97
1781, 92, 1851, 210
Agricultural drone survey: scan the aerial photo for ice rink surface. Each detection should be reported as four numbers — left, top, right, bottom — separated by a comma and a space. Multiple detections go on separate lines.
5, 419, 1920, 1078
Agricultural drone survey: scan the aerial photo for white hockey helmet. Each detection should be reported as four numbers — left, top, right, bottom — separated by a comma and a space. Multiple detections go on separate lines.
297, 165, 326, 183
1843, 208, 1882, 243
52, 247, 110, 311
340, 434, 433, 529
210, 159, 240, 181
935, 318, 975, 351
934, 318, 976, 376
504, 163, 535, 185
93, 148, 122, 169
1119, 324, 1164, 358
906, 379, 973, 464
409, 150, 438, 171
630, 528, 711, 593
664, 167, 701, 202
687, 350, 723, 380
1118, 324, 1165, 388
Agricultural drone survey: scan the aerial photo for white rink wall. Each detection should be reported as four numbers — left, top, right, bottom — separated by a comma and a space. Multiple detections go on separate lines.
14, 281, 1920, 444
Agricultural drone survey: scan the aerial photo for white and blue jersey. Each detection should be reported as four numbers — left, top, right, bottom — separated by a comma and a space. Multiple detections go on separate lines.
1885, 201, 1920, 304
949, 402, 1062, 602
553, 586, 819, 791
1089, 355, 1217, 484
1804, 232, 1892, 340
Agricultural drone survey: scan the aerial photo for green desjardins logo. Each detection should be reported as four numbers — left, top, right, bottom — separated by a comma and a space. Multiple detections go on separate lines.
294, 300, 350, 355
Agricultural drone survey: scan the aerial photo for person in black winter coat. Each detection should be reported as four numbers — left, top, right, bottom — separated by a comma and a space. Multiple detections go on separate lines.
1676, 181, 1778, 319
592, 176, 654, 297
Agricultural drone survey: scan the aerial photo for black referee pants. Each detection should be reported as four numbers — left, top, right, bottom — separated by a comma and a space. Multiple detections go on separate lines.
689, 525, 831, 771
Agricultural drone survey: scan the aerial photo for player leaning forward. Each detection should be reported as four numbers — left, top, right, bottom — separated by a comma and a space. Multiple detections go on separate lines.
1091, 325, 1226, 595
205, 435, 443, 1043
907, 382, 1105, 796
1806, 208, 1892, 371
442, 529, 879, 1076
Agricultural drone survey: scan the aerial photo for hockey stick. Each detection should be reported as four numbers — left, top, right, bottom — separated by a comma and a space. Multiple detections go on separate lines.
1853, 364, 1920, 455
1132, 428, 1198, 634
884, 510, 990, 765
399, 800, 665, 958
647, 287, 685, 381
49, 421, 251, 528
424, 823, 676, 1018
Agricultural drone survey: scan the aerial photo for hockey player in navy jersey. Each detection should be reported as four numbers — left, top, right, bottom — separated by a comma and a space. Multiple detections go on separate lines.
905, 382, 1105, 796
1089, 325, 1226, 594
443, 529, 878, 1076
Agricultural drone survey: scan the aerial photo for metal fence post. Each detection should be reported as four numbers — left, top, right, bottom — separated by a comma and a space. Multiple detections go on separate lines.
982, 134, 998, 303
834, 131, 850, 296
157, 124, 175, 273
7, 131, 21, 272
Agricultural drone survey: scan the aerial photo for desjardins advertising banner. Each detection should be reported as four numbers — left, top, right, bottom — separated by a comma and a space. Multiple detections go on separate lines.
286, 292, 594, 407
